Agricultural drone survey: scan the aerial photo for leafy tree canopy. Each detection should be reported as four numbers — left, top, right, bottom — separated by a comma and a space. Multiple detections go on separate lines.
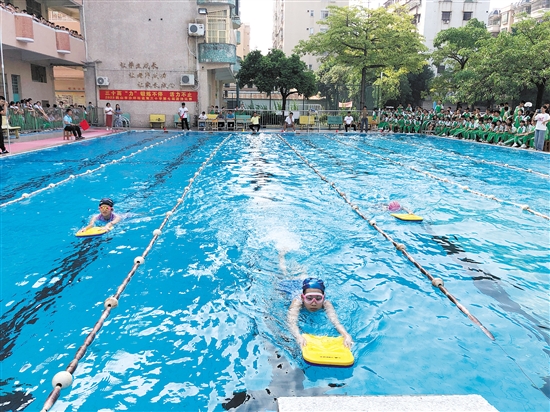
236, 49, 317, 110
294, 6, 427, 108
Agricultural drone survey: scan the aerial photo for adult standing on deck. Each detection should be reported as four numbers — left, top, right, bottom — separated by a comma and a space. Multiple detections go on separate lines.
0, 96, 9, 154
533, 105, 550, 151
104, 102, 114, 131
360, 106, 369, 133
178, 102, 190, 131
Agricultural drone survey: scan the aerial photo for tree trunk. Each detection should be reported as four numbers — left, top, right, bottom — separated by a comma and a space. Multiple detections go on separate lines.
360, 66, 367, 109
281, 89, 287, 111
535, 81, 546, 110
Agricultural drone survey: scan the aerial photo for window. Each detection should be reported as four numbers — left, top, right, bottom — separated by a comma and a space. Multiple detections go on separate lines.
309, 27, 314, 34
26, 0, 42, 18
441, 11, 451, 22
437, 64, 446, 74
413, 13, 421, 24
320, 27, 328, 33
308, 64, 313, 70
207, 10, 229, 43
321, 10, 329, 19
31, 64, 47, 83
463, 11, 472, 20
310, 10, 314, 17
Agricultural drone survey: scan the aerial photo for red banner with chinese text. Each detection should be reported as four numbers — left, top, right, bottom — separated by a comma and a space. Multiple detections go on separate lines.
99, 90, 198, 102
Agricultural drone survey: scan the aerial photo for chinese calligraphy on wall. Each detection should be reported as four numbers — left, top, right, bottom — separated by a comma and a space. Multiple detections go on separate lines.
119, 61, 177, 89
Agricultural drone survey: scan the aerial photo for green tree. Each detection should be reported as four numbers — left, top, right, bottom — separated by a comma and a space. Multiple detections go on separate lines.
429, 19, 491, 104
236, 49, 317, 111
316, 60, 356, 109
295, 6, 427, 109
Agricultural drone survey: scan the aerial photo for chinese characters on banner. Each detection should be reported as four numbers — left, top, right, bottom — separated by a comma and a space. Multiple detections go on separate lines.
99, 90, 198, 102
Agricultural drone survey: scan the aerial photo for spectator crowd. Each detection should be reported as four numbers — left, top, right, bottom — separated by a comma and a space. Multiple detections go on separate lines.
0, 1, 84, 40
375, 101, 550, 150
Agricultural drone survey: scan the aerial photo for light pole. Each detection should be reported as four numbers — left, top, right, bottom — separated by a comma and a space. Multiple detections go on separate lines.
378, 72, 385, 119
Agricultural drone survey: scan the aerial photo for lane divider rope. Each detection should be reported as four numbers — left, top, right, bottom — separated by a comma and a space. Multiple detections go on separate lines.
372, 134, 550, 179
327, 135, 550, 221
278, 134, 495, 341
39, 135, 231, 412
1, 134, 184, 209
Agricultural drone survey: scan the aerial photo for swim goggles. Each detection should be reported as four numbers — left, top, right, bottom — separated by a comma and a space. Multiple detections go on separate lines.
302, 293, 325, 303
99, 205, 112, 211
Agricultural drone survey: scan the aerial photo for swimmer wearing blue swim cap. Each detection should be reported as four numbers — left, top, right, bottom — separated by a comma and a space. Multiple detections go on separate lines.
287, 277, 352, 349
84, 198, 121, 231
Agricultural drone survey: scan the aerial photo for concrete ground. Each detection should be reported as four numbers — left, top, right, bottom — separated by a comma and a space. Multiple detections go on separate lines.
1, 127, 128, 155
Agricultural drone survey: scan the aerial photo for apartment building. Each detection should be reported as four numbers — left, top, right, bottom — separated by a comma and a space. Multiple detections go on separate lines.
237, 23, 250, 59
488, 0, 549, 36
82, 0, 241, 127
272, 0, 351, 71
0, 0, 85, 105
382, 0, 489, 51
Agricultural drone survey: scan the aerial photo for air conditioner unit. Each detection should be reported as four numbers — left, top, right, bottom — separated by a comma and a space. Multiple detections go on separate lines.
96, 76, 109, 86
180, 74, 195, 85
188, 23, 205, 37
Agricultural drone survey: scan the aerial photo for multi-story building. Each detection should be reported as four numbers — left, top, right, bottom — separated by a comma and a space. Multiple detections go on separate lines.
382, 0, 489, 51
237, 23, 250, 59
0, 0, 85, 105
272, 0, 351, 71
488, 0, 549, 36
83, 0, 241, 127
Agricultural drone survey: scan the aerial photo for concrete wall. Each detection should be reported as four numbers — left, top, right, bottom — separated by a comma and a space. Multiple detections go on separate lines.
83, 1, 210, 127
1, 57, 56, 105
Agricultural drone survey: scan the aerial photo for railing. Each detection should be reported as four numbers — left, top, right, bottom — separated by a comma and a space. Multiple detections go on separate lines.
6, 107, 91, 133
211, 109, 375, 130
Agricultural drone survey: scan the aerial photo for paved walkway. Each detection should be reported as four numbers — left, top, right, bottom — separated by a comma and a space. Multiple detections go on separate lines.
2, 128, 117, 155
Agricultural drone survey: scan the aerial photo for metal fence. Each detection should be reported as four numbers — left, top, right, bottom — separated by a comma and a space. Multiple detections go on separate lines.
5, 107, 90, 133
4, 107, 377, 132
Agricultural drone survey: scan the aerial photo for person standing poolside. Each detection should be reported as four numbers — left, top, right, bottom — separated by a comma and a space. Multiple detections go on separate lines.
104, 103, 114, 130
84, 198, 121, 231
360, 106, 369, 133
63, 109, 83, 140
344, 111, 356, 132
533, 106, 550, 151
0, 96, 9, 154
283, 112, 296, 132
249, 112, 261, 133
178, 102, 190, 131
287, 278, 353, 348
113, 104, 123, 128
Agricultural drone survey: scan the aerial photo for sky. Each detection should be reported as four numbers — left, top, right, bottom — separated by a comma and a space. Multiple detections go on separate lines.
239, 0, 513, 55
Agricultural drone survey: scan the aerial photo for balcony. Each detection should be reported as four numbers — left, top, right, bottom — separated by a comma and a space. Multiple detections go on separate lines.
232, 15, 242, 29
1, 8, 85, 66
197, 0, 236, 6
199, 43, 237, 64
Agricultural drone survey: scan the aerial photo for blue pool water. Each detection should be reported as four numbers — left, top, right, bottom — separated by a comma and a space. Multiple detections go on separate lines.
1, 131, 549, 412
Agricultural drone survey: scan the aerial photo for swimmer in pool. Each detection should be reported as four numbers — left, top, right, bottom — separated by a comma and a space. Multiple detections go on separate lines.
84, 198, 121, 231
287, 278, 353, 348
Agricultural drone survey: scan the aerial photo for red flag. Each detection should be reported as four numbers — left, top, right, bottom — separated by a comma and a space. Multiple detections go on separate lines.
79, 119, 90, 130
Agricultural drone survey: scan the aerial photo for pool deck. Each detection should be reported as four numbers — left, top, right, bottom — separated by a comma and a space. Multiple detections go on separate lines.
277, 395, 499, 411
3, 128, 548, 156
1, 128, 116, 155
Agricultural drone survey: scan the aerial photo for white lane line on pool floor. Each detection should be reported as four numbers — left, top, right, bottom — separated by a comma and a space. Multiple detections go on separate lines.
327, 135, 550, 221
0, 134, 184, 209
278, 133, 495, 342
372, 133, 550, 179
39, 135, 231, 412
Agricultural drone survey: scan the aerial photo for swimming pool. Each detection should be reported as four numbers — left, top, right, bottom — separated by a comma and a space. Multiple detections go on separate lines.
1, 131, 548, 411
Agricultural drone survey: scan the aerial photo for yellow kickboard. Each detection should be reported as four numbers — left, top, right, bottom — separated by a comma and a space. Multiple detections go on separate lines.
302, 334, 354, 367
76, 227, 109, 237
391, 213, 423, 221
